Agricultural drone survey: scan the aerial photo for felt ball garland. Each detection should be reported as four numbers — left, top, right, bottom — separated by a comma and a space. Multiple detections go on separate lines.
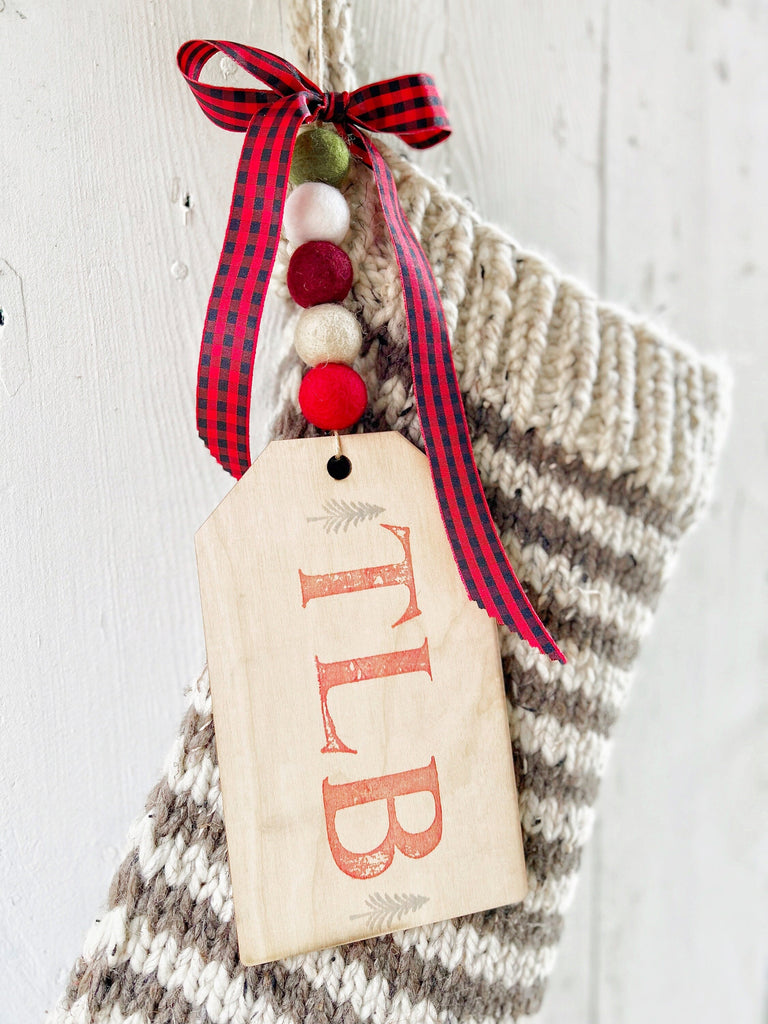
282, 127, 367, 434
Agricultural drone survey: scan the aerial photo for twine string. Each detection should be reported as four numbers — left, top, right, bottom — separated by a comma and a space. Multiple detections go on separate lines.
314, 0, 324, 92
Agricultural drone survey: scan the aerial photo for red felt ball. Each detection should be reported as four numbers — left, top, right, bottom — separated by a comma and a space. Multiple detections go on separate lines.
287, 240, 353, 308
298, 363, 367, 431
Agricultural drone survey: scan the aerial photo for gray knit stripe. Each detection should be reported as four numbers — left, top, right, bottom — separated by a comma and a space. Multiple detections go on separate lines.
64, 890, 553, 1023
106, 788, 567, 945
329, 937, 548, 1019
506, 657, 620, 738
486, 480, 667, 607
454, 904, 565, 951
513, 748, 600, 807
467, 400, 687, 540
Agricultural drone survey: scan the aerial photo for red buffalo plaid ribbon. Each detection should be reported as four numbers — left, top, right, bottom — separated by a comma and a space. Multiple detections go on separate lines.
177, 39, 564, 663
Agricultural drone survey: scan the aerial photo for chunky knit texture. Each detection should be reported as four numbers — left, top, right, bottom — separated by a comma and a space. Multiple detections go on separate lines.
50, 4, 730, 1022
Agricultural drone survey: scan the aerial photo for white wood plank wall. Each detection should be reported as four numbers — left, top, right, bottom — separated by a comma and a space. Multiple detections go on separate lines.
1, 2, 765, 1022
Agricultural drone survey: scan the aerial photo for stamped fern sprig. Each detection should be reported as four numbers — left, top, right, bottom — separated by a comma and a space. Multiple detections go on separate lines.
307, 499, 385, 534
349, 892, 430, 931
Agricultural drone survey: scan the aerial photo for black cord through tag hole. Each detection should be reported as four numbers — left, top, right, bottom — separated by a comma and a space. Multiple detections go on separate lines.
327, 454, 352, 480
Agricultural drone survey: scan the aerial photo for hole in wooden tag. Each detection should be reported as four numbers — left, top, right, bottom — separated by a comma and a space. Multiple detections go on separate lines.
327, 454, 352, 480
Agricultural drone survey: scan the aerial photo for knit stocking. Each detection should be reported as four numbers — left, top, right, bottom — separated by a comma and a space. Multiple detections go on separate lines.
51, 3, 729, 1021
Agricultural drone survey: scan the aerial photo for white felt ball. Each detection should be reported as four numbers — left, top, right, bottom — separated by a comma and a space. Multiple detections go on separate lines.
294, 304, 363, 366
283, 182, 350, 246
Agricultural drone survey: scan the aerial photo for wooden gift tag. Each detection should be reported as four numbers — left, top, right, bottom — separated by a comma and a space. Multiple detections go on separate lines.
196, 431, 527, 965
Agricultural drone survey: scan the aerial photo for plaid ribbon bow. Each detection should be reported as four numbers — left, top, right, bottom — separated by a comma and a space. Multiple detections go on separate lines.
177, 39, 564, 663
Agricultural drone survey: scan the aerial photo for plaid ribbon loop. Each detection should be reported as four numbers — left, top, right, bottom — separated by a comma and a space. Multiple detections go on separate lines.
177, 39, 564, 663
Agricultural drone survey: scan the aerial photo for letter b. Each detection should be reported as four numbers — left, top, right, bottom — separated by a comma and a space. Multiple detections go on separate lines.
322, 757, 442, 878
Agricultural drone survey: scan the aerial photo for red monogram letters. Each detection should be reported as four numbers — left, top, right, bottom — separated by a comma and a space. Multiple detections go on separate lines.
197, 433, 529, 963
299, 523, 443, 879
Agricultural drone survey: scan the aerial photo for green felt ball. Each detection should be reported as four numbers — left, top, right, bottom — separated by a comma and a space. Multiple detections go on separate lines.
289, 126, 351, 188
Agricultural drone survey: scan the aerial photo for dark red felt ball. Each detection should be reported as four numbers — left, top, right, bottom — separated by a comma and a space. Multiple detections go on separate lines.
298, 363, 367, 430
287, 241, 353, 308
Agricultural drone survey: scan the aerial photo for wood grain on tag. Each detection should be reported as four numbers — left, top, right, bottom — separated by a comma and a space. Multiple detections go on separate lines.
195, 432, 527, 965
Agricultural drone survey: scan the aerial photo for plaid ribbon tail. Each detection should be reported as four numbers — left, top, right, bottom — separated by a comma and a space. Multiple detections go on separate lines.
196, 95, 308, 478
361, 138, 565, 663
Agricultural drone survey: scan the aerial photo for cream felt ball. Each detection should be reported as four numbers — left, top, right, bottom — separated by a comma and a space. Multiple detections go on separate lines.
283, 182, 350, 246
293, 303, 363, 366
